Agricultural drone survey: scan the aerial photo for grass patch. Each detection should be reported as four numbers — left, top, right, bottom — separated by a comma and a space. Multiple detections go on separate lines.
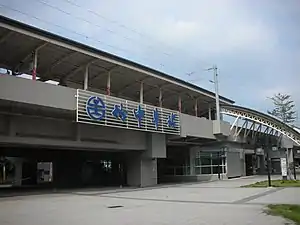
267, 204, 300, 224
242, 179, 300, 188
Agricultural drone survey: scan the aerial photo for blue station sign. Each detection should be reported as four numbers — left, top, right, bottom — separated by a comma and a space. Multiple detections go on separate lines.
76, 89, 180, 135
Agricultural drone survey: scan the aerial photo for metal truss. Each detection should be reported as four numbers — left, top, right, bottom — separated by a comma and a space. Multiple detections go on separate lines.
221, 106, 300, 146
229, 116, 282, 142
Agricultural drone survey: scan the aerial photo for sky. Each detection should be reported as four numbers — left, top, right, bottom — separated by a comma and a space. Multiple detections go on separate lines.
0, 0, 300, 124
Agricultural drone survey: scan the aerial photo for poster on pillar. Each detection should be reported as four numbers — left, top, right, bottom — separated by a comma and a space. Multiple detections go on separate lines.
76, 89, 180, 135
280, 158, 287, 177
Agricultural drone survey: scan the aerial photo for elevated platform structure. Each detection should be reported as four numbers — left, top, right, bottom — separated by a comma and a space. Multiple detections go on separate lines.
0, 15, 298, 187
0, 15, 234, 188
0, 15, 233, 116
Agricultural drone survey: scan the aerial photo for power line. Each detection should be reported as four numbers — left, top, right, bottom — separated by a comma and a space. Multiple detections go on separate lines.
0, 2, 218, 81
0, 4, 158, 64
55, 0, 212, 67
34, 0, 173, 58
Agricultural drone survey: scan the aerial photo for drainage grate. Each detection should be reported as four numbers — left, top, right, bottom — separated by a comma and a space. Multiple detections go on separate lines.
107, 205, 123, 209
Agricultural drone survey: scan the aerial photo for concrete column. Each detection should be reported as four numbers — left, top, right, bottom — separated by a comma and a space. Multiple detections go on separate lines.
178, 96, 182, 112
159, 88, 162, 108
32, 50, 38, 81
126, 134, 165, 187
106, 71, 111, 96
189, 148, 195, 175
141, 158, 157, 187
84, 65, 89, 90
194, 99, 198, 117
126, 153, 157, 187
14, 159, 23, 186
126, 153, 141, 187
208, 105, 212, 120
287, 148, 294, 164
140, 82, 143, 104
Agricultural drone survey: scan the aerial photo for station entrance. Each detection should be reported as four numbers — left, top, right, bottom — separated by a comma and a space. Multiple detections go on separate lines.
157, 146, 190, 184
0, 146, 127, 189
245, 153, 254, 176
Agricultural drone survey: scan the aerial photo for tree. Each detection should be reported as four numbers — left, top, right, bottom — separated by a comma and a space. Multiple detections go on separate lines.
267, 93, 297, 125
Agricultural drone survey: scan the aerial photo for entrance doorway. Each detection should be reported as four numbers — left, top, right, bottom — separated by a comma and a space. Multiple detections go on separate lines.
245, 154, 254, 176
0, 147, 128, 189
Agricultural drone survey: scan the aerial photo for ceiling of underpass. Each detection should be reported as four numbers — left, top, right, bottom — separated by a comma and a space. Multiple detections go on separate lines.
0, 99, 74, 121
167, 136, 218, 147
0, 16, 234, 115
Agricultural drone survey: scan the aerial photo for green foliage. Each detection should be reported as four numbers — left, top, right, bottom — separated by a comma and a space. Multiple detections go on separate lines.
241, 179, 300, 187
268, 93, 296, 124
267, 204, 300, 224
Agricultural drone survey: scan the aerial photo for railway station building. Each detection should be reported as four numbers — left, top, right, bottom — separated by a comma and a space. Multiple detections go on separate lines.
0, 16, 299, 188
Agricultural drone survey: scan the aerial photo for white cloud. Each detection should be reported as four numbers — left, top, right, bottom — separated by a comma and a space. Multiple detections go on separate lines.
114, 0, 278, 56
1, 0, 299, 116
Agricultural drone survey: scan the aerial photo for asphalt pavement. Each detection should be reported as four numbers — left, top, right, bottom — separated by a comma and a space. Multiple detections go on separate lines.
0, 175, 299, 225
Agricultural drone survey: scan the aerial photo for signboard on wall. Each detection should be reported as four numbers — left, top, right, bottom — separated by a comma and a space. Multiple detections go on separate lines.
76, 89, 180, 135
280, 158, 287, 177
37, 162, 53, 183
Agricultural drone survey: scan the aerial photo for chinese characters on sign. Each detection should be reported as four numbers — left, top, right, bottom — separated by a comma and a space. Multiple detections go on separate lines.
77, 89, 180, 135
86, 95, 177, 129
112, 103, 127, 122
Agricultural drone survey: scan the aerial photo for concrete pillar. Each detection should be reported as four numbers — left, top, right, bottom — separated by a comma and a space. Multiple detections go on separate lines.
287, 148, 294, 164
194, 99, 198, 117
14, 159, 23, 186
178, 96, 182, 112
140, 82, 143, 104
126, 134, 165, 187
32, 50, 38, 81
126, 153, 157, 187
141, 158, 157, 187
126, 153, 141, 187
189, 148, 196, 175
159, 88, 162, 108
208, 105, 212, 120
84, 65, 89, 90
106, 71, 111, 96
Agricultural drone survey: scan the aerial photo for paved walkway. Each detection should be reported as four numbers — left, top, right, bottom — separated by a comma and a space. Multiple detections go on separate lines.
0, 176, 299, 225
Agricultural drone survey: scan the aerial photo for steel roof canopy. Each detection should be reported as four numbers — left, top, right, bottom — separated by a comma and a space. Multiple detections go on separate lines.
221, 105, 300, 146
0, 15, 234, 113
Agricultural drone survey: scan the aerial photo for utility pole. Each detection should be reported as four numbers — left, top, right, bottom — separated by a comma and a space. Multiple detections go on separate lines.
208, 65, 220, 122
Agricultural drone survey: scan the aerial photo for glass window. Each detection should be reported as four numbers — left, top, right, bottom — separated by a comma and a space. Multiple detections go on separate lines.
201, 166, 211, 174
175, 167, 184, 175
184, 166, 190, 175
212, 166, 222, 174
212, 156, 221, 166
194, 158, 201, 167
195, 167, 201, 175
200, 157, 211, 166
193, 152, 227, 175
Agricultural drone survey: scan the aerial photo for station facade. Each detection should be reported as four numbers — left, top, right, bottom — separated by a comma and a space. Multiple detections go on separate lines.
0, 16, 299, 188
